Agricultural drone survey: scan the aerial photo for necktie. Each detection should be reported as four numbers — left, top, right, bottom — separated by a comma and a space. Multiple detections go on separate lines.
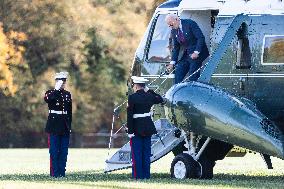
177, 27, 185, 44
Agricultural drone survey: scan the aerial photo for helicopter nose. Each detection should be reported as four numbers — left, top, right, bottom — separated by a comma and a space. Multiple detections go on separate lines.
164, 81, 284, 159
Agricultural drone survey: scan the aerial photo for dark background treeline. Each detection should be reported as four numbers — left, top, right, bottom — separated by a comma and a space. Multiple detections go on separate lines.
0, 0, 166, 147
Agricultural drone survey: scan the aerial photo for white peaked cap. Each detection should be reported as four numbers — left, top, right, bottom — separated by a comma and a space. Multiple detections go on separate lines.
54, 71, 68, 80
131, 76, 149, 84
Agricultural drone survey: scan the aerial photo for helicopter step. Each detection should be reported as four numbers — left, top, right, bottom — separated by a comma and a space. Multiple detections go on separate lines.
104, 118, 185, 173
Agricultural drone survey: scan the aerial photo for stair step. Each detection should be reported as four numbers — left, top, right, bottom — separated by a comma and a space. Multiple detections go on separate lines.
105, 160, 131, 164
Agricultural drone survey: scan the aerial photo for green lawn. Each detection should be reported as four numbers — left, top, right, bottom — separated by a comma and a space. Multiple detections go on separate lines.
0, 149, 283, 189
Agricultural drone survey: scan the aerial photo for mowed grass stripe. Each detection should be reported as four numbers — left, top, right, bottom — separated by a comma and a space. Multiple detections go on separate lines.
0, 149, 283, 189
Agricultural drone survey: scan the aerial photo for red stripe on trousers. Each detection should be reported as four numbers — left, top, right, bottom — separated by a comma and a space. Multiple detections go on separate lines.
130, 138, 137, 178
48, 134, 54, 176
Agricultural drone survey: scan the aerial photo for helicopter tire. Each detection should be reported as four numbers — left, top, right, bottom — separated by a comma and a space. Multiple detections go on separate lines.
170, 153, 199, 179
197, 156, 215, 179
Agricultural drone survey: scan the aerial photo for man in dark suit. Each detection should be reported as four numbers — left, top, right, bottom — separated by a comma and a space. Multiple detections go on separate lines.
44, 71, 72, 177
165, 13, 209, 83
127, 76, 164, 179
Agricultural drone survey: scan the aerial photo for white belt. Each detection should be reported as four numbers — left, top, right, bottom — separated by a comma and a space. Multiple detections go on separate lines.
133, 112, 152, 118
49, 110, 67, 114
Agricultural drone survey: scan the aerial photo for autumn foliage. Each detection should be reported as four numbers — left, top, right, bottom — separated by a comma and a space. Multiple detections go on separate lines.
0, 23, 26, 95
0, 0, 157, 147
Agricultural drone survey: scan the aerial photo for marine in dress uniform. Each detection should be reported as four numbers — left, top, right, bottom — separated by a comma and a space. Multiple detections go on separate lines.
127, 76, 164, 179
44, 72, 72, 177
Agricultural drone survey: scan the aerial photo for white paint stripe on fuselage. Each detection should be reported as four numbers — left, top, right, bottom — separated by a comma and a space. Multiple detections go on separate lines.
212, 74, 284, 78
141, 74, 284, 78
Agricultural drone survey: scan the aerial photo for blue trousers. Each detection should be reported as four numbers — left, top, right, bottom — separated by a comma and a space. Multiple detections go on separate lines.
48, 134, 70, 177
175, 56, 202, 84
130, 135, 151, 179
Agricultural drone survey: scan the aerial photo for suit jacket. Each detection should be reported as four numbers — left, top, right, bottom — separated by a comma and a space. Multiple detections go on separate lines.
127, 89, 163, 136
44, 89, 72, 135
171, 19, 209, 62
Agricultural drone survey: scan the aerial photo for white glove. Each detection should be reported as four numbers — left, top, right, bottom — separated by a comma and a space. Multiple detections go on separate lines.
128, 134, 135, 138
55, 80, 63, 90
144, 86, 149, 92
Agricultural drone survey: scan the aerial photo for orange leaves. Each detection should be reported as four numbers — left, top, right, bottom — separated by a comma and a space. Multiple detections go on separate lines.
0, 23, 27, 95
8, 30, 27, 42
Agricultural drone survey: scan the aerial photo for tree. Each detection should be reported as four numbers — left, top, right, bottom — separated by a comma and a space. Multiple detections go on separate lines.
73, 27, 126, 132
146, 0, 166, 22
0, 23, 26, 95
0, 0, 152, 147
267, 39, 284, 63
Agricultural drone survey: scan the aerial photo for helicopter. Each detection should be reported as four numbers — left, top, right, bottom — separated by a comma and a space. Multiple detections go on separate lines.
105, 0, 284, 179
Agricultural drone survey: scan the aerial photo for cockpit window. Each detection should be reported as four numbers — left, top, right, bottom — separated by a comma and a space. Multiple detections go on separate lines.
146, 14, 172, 63
262, 35, 284, 65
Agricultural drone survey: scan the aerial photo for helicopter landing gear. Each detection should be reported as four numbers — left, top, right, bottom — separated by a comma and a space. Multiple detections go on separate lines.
170, 153, 201, 179
170, 130, 214, 179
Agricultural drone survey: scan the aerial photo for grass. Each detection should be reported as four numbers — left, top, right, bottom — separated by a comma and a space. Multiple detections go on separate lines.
0, 149, 283, 189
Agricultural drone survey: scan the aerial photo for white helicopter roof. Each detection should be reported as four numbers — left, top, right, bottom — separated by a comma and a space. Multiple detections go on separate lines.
219, 0, 284, 16
178, 0, 284, 16
178, 0, 224, 12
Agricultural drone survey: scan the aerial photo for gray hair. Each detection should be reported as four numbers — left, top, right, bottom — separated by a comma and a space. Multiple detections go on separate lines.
165, 13, 179, 23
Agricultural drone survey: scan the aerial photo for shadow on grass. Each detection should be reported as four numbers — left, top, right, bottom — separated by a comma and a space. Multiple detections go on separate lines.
0, 170, 283, 188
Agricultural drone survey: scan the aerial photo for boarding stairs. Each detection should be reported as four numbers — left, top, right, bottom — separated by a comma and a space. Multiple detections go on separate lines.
104, 118, 185, 173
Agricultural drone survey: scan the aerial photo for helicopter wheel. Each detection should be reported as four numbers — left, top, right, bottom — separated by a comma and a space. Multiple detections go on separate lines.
170, 153, 199, 179
197, 156, 215, 179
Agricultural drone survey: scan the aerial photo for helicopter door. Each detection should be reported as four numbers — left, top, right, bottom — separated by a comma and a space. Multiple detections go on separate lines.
142, 12, 175, 94
142, 12, 176, 119
179, 10, 217, 51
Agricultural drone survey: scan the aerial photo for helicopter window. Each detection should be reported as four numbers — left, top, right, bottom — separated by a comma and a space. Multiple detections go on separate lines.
236, 23, 251, 69
146, 14, 172, 63
262, 35, 284, 65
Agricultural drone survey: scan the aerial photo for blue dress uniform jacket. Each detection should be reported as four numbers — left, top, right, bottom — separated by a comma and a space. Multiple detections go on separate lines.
44, 88, 72, 177
127, 88, 163, 179
127, 89, 163, 136
44, 89, 72, 135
